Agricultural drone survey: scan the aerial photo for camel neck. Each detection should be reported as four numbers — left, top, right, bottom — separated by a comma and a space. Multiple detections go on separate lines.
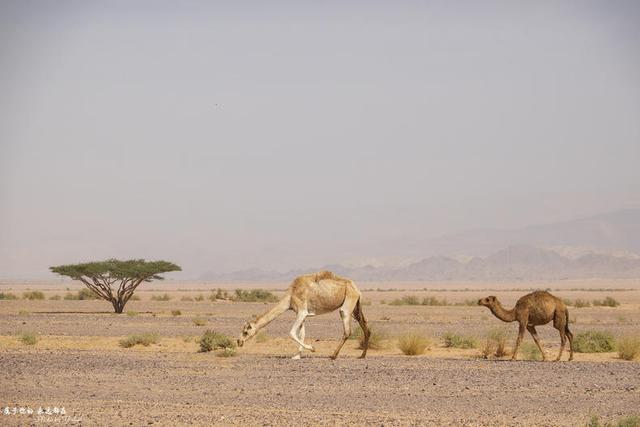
490, 302, 516, 322
254, 296, 291, 329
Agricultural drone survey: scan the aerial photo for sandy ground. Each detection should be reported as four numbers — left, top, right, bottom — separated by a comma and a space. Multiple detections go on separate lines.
1, 281, 639, 426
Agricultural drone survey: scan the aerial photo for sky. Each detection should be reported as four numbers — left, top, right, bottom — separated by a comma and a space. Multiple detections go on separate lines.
1, 1, 639, 279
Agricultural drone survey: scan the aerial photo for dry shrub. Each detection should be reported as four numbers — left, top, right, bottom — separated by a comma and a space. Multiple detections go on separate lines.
49, 295, 61, 300
617, 336, 640, 361
22, 291, 45, 300
0, 292, 18, 300
481, 328, 509, 358
151, 294, 171, 301
171, 310, 182, 316
356, 328, 386, 350
181, 296, 194, 302
192, 317, 207, 326
126, 311, 138, 317
574, 299, 591, 308
398, 333, 430, 355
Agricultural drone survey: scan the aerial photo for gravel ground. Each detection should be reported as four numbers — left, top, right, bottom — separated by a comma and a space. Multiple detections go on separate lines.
1, 349, 638, 426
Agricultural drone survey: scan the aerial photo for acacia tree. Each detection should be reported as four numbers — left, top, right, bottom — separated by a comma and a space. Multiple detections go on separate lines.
50, 259, 181, 313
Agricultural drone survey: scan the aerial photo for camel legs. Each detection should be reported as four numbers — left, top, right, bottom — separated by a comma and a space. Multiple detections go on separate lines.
554, 311, 574, 361
289, 311, 315, 352
353, 301, 370, 359
511, 323, 526, 360
566, 329, 574, 361
330, 308, 352, 360
291, 323, 306, 360
526, 325, 546, 361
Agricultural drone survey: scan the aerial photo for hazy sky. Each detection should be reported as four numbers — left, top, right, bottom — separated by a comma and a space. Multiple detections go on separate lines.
1, 1, 639, 279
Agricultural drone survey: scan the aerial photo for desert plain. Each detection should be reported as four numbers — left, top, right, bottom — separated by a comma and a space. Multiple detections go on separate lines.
1, 280, 639, 426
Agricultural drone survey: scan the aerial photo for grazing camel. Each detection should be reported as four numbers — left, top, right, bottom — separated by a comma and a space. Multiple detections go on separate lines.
478, 291, 574, 361
236, 271, 370, 359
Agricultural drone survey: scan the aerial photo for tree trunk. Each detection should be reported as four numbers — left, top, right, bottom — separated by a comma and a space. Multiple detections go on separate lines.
112, 299, 125, 314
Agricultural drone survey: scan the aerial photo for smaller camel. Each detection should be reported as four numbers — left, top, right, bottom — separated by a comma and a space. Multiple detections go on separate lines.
478, 291, 573, 361
237, 271, 370, 359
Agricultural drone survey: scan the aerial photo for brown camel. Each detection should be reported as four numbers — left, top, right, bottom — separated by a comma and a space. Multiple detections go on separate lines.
236, 271, 370, 359
478, 291, 574, 361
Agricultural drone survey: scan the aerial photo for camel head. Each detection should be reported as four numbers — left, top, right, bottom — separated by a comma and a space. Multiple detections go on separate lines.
478, 295, 499, 308
237, 321, 258, 347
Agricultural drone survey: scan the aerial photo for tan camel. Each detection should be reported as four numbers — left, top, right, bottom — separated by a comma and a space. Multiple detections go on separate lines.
236, 271, 370, 359
478, 291, 574, 361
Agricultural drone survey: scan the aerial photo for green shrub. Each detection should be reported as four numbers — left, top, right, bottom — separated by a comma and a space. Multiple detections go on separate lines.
617, 336, 640, 361
231, 289, 278, 303
397, 333, 430, 355
442, 331, 477, 349
0, 292, 18, 300
574, 330, 616, 353
22, 291, 45, 300
151, 293, 171, 301
19, 331, 38, 345
199, 330, 236, 353
192, 317, 207, 326
77, 288, 99, 300
119, 333, 160, 348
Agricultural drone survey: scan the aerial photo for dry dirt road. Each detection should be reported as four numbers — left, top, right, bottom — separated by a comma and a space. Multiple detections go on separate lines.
1, 348, 638, 426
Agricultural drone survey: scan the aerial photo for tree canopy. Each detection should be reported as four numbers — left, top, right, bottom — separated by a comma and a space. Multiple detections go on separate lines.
50, 259, 181, 313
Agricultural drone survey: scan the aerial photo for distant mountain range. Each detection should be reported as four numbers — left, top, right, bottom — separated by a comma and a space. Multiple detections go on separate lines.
201, 245, 640, 282
200, 209, 640, 282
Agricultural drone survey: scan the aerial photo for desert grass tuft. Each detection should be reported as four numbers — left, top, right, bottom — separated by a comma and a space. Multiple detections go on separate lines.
616, 336, 640, 361
119, 333, 160, 348
171, 310, 182, 316
592, 296, 620, 307
397, 333, 430, 356
0, 292, 19, 300
126, 311, 138, 317
480, 328, 509, 358
192, 317, 207, 326
151, 293, 172, 301
19, 331, 38, 345
520, 342, 543, 361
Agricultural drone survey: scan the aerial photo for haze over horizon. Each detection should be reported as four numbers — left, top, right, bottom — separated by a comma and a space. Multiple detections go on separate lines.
1, 1, 639, 279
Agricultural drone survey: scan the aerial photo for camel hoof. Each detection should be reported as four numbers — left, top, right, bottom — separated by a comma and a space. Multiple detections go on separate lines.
308, 346, 316, 352
291, 354, 301, 360
329, 355, 337, 360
